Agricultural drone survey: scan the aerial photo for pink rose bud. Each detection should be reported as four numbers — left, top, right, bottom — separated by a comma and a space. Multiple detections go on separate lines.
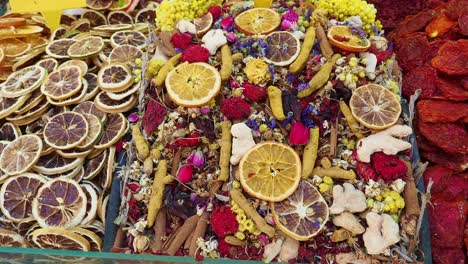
177, 164, 193, 183
289, 121, 310, 145
187, 149, 205, 167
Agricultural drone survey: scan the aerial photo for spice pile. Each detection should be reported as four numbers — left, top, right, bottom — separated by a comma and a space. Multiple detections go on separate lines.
0, 0, 157, 252
115, 0, 426, 262
390, 0, 468, 263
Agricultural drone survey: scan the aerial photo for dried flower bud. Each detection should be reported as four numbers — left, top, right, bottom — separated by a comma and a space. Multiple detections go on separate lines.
187, 149, 205, 167
177, 164, 193, 183
132, 235, 150, 253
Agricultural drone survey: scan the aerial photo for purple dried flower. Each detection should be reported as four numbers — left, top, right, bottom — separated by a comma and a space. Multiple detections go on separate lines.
286, 73, 296, 85
297, 82, 310, 92
200, 106, 210, 114
265, 117, 276, 129
281, 112, 294, 127
226, 31, 237, 42
128, 112, 139, 123
283, 9, 299, 22
245, 118, 259, 131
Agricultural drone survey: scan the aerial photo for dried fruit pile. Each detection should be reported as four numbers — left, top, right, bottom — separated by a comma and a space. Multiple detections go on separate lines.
0, 0, 158, 252
390, 0, 468, 263
114, 0, 426, 262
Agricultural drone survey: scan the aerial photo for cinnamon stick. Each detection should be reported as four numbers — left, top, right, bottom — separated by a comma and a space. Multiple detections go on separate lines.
184, 232, 194, 250
162, 221, 181, 250
403, 161, 421, 216
316, 24, 334, 59
165, 214, 200, 256
152, 208, 167, 252
189, 212, 210, 256
171, 149, 182, 177
329, 121, 338, 157
112, 226, 126, 248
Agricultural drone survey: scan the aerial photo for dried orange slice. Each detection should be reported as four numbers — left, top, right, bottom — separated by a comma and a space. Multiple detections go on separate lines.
77, 113, 103, 150
58, 60, 88, 76
165, 62, 221, 107
0, 229, 27, 247
31, 228, 90, 250
194, 12, 213, 36
0, 38, 31, 58
41, 66, 82, 100
0, 123, 21, 141
22, 35, 47, 48
271, 181, 329, 241
135, 8, 156, 25
108, 44, 143, 68
110, 30, 147, 49
327, 25, 371, 52
73, 101, 107, 122
264, 31, 301, 66
0, 94, 30, 119
87, 0, 112, 10
349, 84, 402, 130
0, 135, 43, 176
239, 141, 301, 202
69, 227, 102, 251
0, 65, 46, 98
0, 48, 4, 63
46, 39, 76, 59
14, 25, 44, 37
36, 58, 58, 73
235, 8, 281, 35
81, 9, 107, 27
0, 173, 47, 222
67, 36, 104, 59
83, 150, 107, 180
0, 18, 26, 28
43, 112, 89, 150
94, 91, 137, 113
79, 184, 99, 225
97, 63, 132, 92
32, 151, 83, 175
108, 11, 133, 25
95, 113, 127, 149
32, 178, 87, 228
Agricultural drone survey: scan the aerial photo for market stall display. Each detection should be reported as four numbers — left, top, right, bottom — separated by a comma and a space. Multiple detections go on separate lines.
0, 0, 436, 263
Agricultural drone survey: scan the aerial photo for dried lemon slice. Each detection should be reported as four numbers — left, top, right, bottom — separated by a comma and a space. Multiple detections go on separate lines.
0, 229, 27, 247
78, 184, 99, 225
107, 11, 133, 25
95, 113, 127, 149
108, 44, 143, 69
46, 39, 76, 59
32, 178, 87, 229
0, 94, 30, 118
43, 112, 89, 150
77, 113, 103, 150
94, 91, 137, 113
0, 122, 21, 141
32, 151, 84, 175
0, 65, 47, 98
67, 36, 104, 59
0, 173, 47, 222
81, 9, 107, 27
234, 8, 281, 35
135, 8, 155, 25
271, 181, 329, 241
36, 58, 58, 73
349, 84, 402, 130
69, 227, 102, 251
58, 60, 88, 76
264, 31, 301, 66
83, 150, 107, 180
73, 101, 107, 122
86, 0, 112, 10
41, 66, 82, 100
239, 141, 301, 202
97, 63, 132, 92
165, 62, 221, 107
194, 13, 213, 36
0, 135, 43, 176
110, 30, 147, 49
31, 228, 90, 251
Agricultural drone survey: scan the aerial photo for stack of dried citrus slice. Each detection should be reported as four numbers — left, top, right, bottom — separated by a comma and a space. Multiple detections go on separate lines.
0, 1, 156, 251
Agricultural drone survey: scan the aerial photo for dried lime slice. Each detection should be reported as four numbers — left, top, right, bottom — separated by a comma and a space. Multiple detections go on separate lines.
93, 24, 132, 32
41, 66, 82, 100
43, 112, 89, 150
0, 141, 10, 183
79, 184, 99, 225
82, 73, 99, 101
46, 78, 88, 106
95, 91, 136, 113
81, 9, 107, 27
108, 44, 142, 68
0, 173, 47, 222
46, 39, 76, 59
32, 178, 87, 229
0, 135, 43, 176
110, 30, 147, 49
36, 58, 58, 73
58, 60, 88, 76
31, 228, 90, 250
14, 89, 43, 115
50, 27, 68, 41
41, 164, 82, 180
95, 114, 126, 149
56, 148, 93, 159
0, 65, 47, 98
0, 94, 30, 118
135, 8, 156, 25
6, 99, 49, 127
32, 151, 83, 175
107, 11, 133, 25
73, 101, 107, 122
78, 113, 103, 149
0, 229, 27, 247
0, 123, 21, 141
106, 81, 140, 100
96, 63, 132, 92
86, 0, 112, 10
67, 36, 104, 59
83, 150, 107, 180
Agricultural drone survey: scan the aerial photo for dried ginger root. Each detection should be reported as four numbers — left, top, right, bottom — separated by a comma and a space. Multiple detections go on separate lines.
302, 127, 319, 179
298, 54, 341, 98
267, 86, 286, 121
132, 124, 150, 160
289, 25, 316, 74
218, 120, 232, 181
154, 53, 181, 86
147, 160, 173, 227
220, 44, 233, 81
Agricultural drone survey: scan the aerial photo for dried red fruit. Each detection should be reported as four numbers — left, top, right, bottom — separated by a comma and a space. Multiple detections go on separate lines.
180, 45, 210, 63
431, 39, 468, 76
432, 246, 466, 264
242, 82, 267, 102
371, 152, 407, 183
425, 13, 457, 38
445, 0, 468, 21
429, 197, 466, 248
402, 64, 437, 99
422, 151, 468, 172
436, 77, 468, 101
459, 7, 468, 36
208, 6, 222, 20
417, 99, 468, 123
174, 132, 200, 147
356, 159, 378, 182
170, 33, 192, 49
418, 121, 468, 154
395, 34, 430, 72
220, 97, 251, 120
394, 9, 437, 37
142, 99, 167, 135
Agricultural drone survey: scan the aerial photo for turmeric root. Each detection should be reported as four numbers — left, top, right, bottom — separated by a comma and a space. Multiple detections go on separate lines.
151, 148, 161, 160
143, 157, 153, 176
232, 52, 243, 62
218, 121, 232, 181
220, 45, 233, 81
154, 53, 181, 86
339, 101, 363, 139
230, 189, 275, 237
312, 166, 356, 180
132, 125, 150, 160
147, 160, 174, 227
289, 25, 316, 74
298, 54, 341, 98
267, 86, 286, 121
302, 127, 319, 179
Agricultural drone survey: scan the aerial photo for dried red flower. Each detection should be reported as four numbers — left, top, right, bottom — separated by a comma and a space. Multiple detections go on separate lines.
356, 152, 407, 183
210, 205, 239, 238
242, 82, 267, 102
220, 97, 251, 120
177, 164, 193, 183
289, 122, 310, 145
128, 198, 141, 221
208, 6, 222, 20
356, 159, 379, 182
170, 33, 192, 49
142, 99, 167, 135
174, 132, 200, 147
181, 45, 210, 63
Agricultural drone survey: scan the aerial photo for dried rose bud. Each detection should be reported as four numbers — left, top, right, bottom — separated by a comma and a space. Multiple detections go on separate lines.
132, 235, 150, 253
177, 164, 193, 183
289, 121, 310, 145
187, 149, 205, 167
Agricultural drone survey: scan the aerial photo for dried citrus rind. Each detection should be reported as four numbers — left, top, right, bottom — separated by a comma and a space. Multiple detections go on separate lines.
0, 135, 43, 176
43, 112, 89, 150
